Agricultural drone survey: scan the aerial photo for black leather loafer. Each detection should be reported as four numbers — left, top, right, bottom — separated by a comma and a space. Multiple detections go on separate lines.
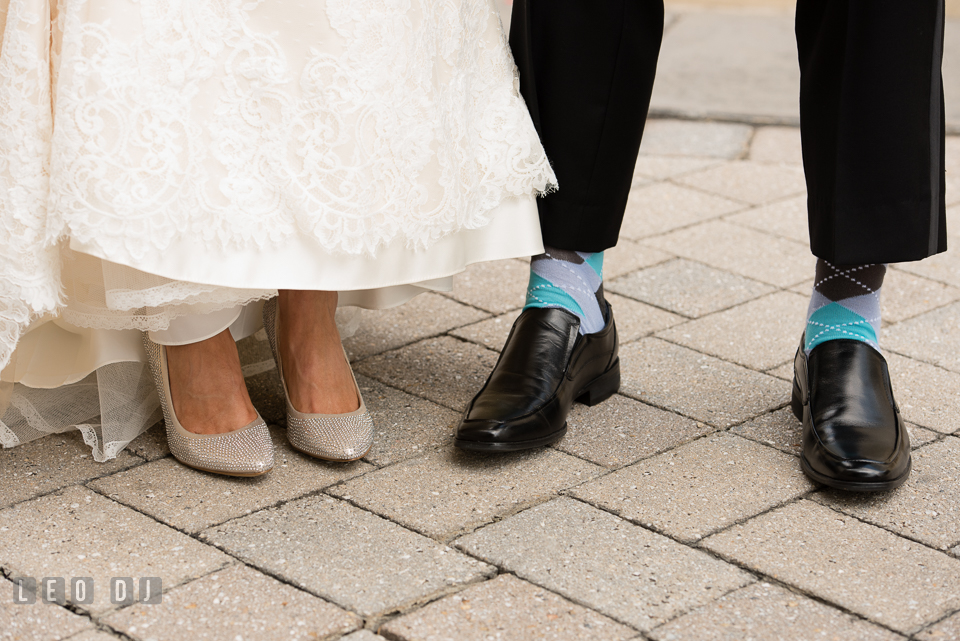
454, 303, 620, 451
791, 337, 910, 492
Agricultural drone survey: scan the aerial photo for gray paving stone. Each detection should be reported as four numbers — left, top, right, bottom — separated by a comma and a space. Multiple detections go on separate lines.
203, 495, 495, 618
0, 486, 230, 614
448, 309, 521, 352
619, 338, 786, 428
604, 238, 675, 280
556, 394, 711, 469
648, 582, 903, 641
381, 574, 636, 641
572, 434, 813, 543
66, 631, 124, 641
747, 126, 803, 165
730, 407, 802, 456
445, 260, 529, 314
896, 250, 960, 289
650, 13, 799, 124
676, 161, 806, 205
632, 155, 723, 180
884, 302, 960, 373
357, 374, 460, 466
0, 431, 142, 510
702, 499, 960, 634
89, 428, 372, 533
884, 352, 960, 434
241, 331, 287, 426
344, 293, 489, 361
0, 576, 93, 641
103, 564, 360, 641
328, 447, 600, 541
126, 423, 170, 461
355, 337, 498, 412
725, 194, 809, 244
647, 220, 814, 288
455, 498, 752, 632
917, 609, 960, 641
607, 259, 774, 318
814, 438, 960, 551
764, 360, 795, 381
637, 119, 753, 159
657, 291, 807, 370
947, 136, 960, 206
607, 293, 685, 343
881, 270, 960, 324
619, 182, 744, 241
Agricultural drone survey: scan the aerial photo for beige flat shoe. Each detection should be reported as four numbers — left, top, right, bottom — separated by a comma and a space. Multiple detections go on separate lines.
262, 297, 374, 462
143, 335, 274, 477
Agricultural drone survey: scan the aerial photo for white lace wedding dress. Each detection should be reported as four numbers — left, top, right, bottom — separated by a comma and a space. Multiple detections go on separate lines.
0, 0, 555, 460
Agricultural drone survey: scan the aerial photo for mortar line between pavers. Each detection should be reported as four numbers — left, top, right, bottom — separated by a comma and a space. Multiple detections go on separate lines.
912, 602, 960, 640
884, 346, 960, 381
739, 125, 758, 161
630, 159, 726, 184
347, 315, 498, 367
690, 493, 960, 634
647, 108, 801, 129
890, 262, 960, 291
651, 329, 800, 374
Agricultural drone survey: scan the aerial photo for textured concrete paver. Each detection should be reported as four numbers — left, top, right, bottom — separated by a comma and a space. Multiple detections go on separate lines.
0, 486, 230, 613
703, 500, 960, 634
356, 337, 498, 412
608, 259, 774, 318
449, 309, 522, 352
633, 155, 723, 181
651, 12, 800, 123
605, 239, 674, 280
619, 182, 744, 240
885, 302, 960, 373
446, 260, 529, 314
676, 161, 806, 205
606, 293, 685, 343
126, 423, 170, 461
656, 291, 807, 370
89, 429, 372, 533
884, 352, 960, 434
344, 293, 488, 361
456, 498, 752, 632
557, 394, 711, 468
648, 582, 903, 641
357, 374, 460, 466
917, 609, 960, 641
747, 126, 803, 165
104, 564, 360, 641
381, 575, 637, 641
204, 495, 495, 618
67, 631, 124, 641
638, 119, 753, 159
896, 250, 960, 290
0, 576, 93, 641
341, 632, 388, 641
0, 431, 141, 509
646, 220, 814, 287
619, 338, 786, 428
881, 270, 960, 324
726, 194, 809, 244
730, 408, 802, 456
572, 434, 813, 542
814, 438, 960, 551
329, 447, 600, 540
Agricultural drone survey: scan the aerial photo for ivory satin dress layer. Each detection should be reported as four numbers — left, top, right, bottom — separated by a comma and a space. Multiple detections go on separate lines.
0, 0, 555, 459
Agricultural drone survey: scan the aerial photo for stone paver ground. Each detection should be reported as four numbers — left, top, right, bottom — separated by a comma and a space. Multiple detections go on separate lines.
3, 4, 960, 639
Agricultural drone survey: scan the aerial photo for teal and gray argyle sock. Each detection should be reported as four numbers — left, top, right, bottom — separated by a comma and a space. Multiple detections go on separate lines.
524, 247, 605, 335
805, 260, 885, 355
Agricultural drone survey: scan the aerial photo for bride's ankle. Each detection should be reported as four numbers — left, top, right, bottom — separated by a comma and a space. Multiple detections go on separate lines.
165, 330, 258, 435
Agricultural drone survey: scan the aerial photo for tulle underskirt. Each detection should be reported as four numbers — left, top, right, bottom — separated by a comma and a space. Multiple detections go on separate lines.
0, 194, 543, 460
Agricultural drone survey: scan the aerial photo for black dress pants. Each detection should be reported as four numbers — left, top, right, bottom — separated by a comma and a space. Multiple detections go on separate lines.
511, 0, 947, 264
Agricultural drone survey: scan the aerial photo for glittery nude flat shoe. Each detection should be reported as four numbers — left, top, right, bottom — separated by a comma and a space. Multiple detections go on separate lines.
262, 297, 374, 462
143, 335, 275, 477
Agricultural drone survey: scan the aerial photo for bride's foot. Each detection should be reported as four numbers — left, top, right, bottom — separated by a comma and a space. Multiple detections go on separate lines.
277, 290, 359, 414
165, 330, 259, 435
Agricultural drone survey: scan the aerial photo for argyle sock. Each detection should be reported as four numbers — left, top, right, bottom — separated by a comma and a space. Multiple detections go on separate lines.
805, 260, 885, 355
524, 247, 605, 335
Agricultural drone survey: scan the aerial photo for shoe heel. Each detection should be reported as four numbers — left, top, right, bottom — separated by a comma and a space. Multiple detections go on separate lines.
577, 359, 621, 406
790, 380, 803, 422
